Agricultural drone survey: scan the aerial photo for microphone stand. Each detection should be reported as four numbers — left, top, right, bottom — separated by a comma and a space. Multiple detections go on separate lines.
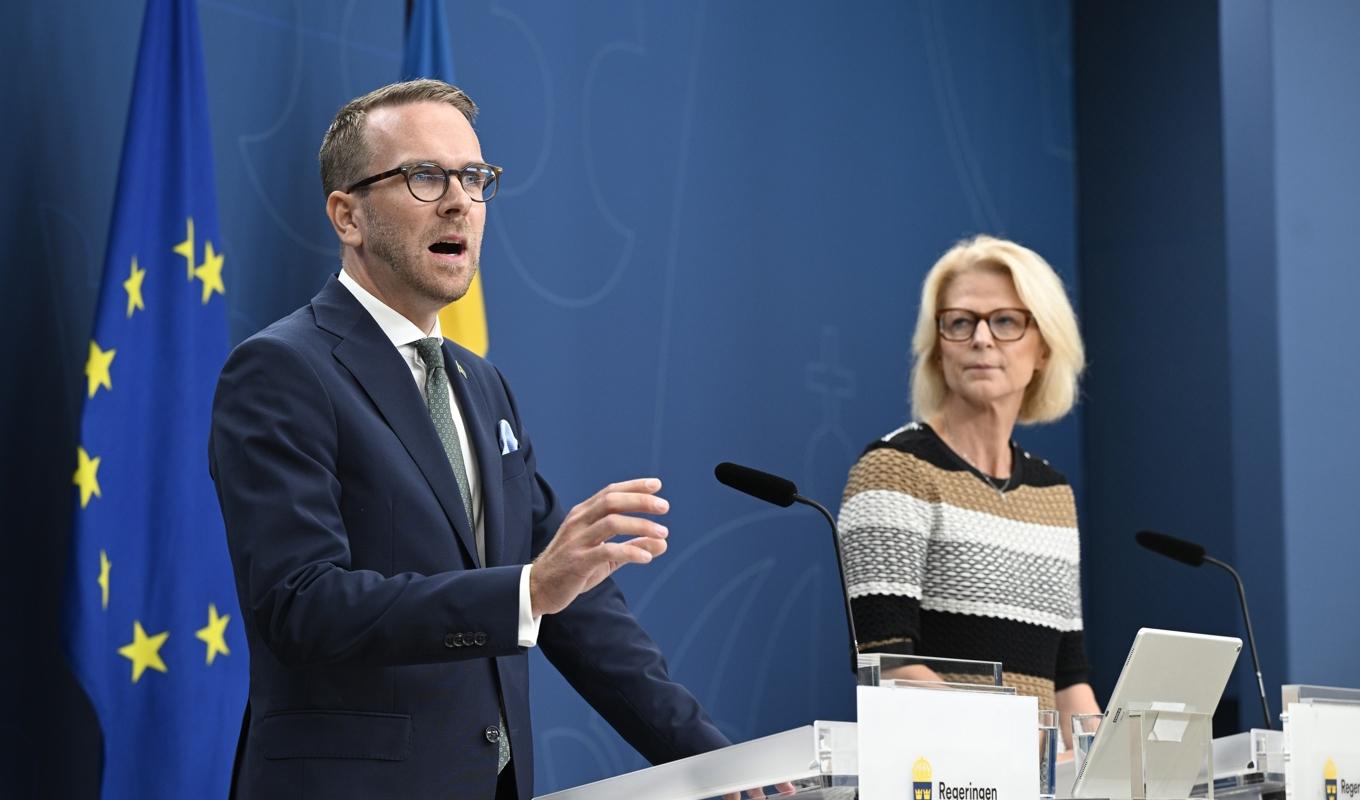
792, 493, 860, 675
1204, 555, 1273, 729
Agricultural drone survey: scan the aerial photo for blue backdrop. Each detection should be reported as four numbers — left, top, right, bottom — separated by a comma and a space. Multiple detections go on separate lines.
8, 1, 1358, 797
2, 1, 1078, 793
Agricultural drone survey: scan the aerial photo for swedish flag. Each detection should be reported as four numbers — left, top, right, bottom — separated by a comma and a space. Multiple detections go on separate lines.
61, 0, 248, 796
404, 0, 491, 356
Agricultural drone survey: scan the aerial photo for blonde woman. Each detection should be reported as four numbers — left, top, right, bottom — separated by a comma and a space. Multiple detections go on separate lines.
839, 235, 1099, 750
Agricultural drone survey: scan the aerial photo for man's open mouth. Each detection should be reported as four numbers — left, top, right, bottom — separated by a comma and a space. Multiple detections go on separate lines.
429, 240, 465, 256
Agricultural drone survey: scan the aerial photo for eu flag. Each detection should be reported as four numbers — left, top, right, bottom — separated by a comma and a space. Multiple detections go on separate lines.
61, 0, 248, 796
404, 0, 491, 356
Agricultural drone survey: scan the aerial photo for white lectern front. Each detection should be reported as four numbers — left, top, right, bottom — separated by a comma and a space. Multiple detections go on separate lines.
534, 653, 1006, 800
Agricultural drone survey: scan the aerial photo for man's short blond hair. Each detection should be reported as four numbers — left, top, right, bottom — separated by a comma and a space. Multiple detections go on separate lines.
909, 235, 1086, 424
318, 79, 478, 197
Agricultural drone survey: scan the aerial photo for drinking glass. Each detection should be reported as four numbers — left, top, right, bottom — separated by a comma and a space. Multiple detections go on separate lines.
1071, 713, 1103, 771
1038, 709, 1058, 800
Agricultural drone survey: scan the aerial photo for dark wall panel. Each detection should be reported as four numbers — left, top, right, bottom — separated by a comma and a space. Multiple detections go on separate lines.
1074, 0, 1244, 728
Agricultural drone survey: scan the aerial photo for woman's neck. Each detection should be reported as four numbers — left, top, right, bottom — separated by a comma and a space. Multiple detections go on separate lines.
929, 401, 1018, 478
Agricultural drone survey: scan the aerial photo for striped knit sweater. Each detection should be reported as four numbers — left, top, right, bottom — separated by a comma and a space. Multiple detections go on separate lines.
838, 421, 1090, 709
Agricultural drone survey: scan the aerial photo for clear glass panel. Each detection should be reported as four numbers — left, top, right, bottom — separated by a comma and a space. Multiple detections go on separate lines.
857, 652, 1004, 689
533, 720, 858, 800
1281, 684, 1360, 707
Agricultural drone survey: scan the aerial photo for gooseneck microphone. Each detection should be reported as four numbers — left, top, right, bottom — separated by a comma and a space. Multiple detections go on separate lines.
1133, 530, 1205, 567
714, 462, 797, 508
715, 462, 859, 673
1135, 530, 1273, 729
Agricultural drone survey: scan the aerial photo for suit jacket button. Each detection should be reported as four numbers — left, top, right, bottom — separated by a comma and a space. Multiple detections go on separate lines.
474, 632, 487, 646
444, 633, 458, 648
485, 726, 500, 743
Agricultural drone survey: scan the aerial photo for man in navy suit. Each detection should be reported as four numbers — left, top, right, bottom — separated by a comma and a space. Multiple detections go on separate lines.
209, 80, 737, 799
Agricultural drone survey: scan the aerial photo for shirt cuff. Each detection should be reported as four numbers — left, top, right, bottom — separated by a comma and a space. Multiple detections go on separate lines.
518, 564, 542, 647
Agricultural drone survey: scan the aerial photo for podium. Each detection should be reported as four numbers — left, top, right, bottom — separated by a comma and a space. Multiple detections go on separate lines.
532, 720, 858, 800
534, 654, 1009, 800
535, 665, 1360, 800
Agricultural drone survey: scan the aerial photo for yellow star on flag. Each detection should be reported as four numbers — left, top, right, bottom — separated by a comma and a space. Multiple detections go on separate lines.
123, 256, 146, 318
173, 216, 195, 280
98, 549, 111, 610
85, 339, 116, 399
118, 620, 169, 683
194, 240, 225, 304
195, 603, 232, 665
73, 446, 102, 508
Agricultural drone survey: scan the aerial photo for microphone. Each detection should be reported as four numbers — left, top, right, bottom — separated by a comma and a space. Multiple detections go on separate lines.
1134, 530, 1205, 567
714, 462, 859, 673
714, 462, 797, 507
1135, 529, 1273, 729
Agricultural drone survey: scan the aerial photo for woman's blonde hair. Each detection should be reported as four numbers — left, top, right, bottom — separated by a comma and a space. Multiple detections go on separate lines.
909, 235, 1085, 424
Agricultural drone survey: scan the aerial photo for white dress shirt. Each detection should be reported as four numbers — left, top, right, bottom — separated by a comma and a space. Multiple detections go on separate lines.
338, 270, 541, 647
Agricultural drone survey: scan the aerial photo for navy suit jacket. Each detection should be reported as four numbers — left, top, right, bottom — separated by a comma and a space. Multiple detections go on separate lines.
209, 276, 727, 799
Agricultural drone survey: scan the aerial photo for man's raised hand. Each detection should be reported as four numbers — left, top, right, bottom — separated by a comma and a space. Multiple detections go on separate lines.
529, 478, 670, 617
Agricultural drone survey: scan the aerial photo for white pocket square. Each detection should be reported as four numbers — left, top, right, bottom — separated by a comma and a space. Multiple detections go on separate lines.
498, 419, 519, 455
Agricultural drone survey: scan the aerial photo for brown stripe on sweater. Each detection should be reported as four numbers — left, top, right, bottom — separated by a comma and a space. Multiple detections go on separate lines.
843, 448, 1077, 528
841, 446, 934, 502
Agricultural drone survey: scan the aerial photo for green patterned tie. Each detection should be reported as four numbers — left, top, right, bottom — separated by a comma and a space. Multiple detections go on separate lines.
415, 338, 474, 528
414, 338, 510, 774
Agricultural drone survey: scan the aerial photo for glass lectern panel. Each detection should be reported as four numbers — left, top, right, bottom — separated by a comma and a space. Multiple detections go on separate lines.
532, 720, 857, 800
536, 657, 1008, 799
1281, 683, 1360, 707
857, 652, 1004, 690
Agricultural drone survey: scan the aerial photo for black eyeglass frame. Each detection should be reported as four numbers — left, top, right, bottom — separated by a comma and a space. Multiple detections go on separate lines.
345, 161, 504, 203
935, 307, 1034, 342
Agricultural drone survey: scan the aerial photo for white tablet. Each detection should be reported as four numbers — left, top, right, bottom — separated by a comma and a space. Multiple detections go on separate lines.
1072, 628, 1242, 799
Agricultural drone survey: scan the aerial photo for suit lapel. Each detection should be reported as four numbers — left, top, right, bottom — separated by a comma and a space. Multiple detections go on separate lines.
444, 343, 507, 567
314, 277, 480, 567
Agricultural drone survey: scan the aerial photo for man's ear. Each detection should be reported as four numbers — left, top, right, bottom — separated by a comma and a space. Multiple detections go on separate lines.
326, 191, 363, 249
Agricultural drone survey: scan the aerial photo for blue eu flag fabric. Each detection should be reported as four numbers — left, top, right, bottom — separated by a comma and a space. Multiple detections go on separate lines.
402, 0, 457, 83
62, 0, 248, 796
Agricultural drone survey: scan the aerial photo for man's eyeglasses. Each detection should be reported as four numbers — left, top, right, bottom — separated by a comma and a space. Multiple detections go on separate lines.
346, 162, 503, 203
936, 308, 1033, 342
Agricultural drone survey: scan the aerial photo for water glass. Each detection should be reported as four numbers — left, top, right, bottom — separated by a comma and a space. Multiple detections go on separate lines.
1038, 709, 1058, 800
1071, 713, 1103, 771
